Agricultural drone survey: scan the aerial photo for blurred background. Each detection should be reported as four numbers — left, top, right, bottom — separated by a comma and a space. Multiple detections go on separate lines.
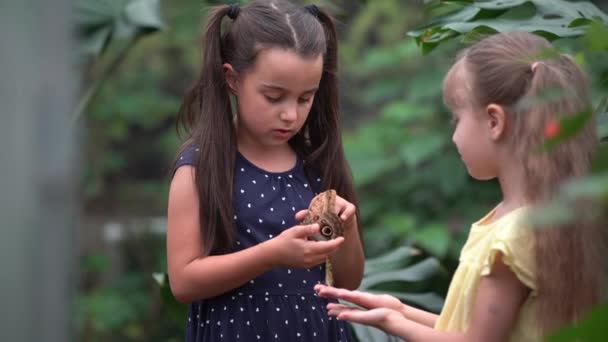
2, 0, 607, 341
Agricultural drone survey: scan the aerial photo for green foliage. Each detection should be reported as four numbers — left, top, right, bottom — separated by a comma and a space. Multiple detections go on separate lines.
546, 304, 608, 342
409, 0, 608, 53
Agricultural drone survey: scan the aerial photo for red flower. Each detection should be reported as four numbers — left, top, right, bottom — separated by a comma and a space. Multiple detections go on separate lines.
544, 120, 561, 138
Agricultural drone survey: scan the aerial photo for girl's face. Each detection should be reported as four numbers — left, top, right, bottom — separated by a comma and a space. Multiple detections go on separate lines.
445, 63, 499, 180
225, 47, 323, 152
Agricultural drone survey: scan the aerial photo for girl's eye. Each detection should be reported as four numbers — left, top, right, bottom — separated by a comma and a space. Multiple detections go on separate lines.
298, 97, 312, 104
264, 95, 282, 103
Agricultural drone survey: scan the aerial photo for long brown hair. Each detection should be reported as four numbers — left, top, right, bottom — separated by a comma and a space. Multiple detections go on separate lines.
174, 0, 358, 256
446, 31, 605, 334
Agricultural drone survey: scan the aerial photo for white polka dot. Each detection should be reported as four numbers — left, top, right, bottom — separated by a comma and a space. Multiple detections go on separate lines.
234, 215, 237, 220
273, 186, 276, 191
247, 203, 251, 208
180, 156, 183, 160
278, 176, 282, 179
296, 304, 299, 309
269, 234, 273, 238
259, 218, 263, 223
240, 189, 245, 193
304, 184, 308, 188
256, 307, 260, 312
230, 319, 234, 323
312, 306, 316, 310
257, 335, 261, 340
249, 294, 253, 299
265, 174, 269, 178
252, 180, 257, 184
282, 220, 285, 225
317, 178, 321, 182
240, 307, 244, 311
236, 241, 241, 245
217, 321, 221, 326
270, 207, 274, 212
292, 207, 296, 211
285, 320, 289, 325
200, 323, 204, 327
287, 269, 291, 274
260, 193, 265, 198
265, 297, 269, 301
275, 334, 278, 339
278, 283, 283, 288
303, 280, 307, 284
247, 229, 251, 233
265, 292, 269, 295
246, 321, 250, 325
282, 197, 286, 201
276, 307, 280, 311
297, 332, 301, 337
287, 184, 292, 187
241, 168, 245, 172
314, 332, 317, 337
289, 174, 293, 178
224, 306, 227, 310
195, 148, 200, 152
304, 318, 307, 322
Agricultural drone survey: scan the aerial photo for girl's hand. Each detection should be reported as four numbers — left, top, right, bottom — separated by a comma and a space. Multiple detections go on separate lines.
326, 303, 403, 333
315, 284, 405, 312
267, 223, 345, 269
295, 193, 357, 232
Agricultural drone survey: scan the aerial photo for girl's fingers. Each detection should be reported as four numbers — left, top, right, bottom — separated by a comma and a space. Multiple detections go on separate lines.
310, 237, 344, 254
338, 203, 356, 221
295, 210, 307, 221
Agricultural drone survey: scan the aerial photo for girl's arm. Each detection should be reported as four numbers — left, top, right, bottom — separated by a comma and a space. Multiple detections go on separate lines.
326, 254, 530, 342
167, 166, 344, 303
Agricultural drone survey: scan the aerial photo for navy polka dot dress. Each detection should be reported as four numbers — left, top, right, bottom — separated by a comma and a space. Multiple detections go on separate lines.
175, 146, 353, 342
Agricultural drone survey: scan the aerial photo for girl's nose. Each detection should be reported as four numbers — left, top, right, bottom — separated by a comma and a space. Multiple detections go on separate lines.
279, 103, 298, 122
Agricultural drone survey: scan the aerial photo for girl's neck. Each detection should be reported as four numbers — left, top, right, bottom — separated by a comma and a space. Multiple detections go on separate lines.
493, 161, 529, 222
237, 140, 297, 173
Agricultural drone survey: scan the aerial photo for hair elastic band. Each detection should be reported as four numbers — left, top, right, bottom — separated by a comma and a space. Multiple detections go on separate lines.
227, 4, 240, 20
305, 4, 320, 17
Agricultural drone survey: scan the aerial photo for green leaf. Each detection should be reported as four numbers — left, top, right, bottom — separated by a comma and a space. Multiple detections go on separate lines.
361, 258, 443, 289
409, 0, 608, 52
413, 223, 451, 258
125, 0, 165, 30
547, 304, 608, 342
364, 246, 420, 276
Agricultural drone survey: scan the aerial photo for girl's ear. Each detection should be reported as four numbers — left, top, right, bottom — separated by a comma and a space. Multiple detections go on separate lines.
223, 63, 238, 94
486, 103, 507, 141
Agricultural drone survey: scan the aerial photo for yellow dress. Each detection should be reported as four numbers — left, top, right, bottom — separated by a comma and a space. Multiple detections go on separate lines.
434, 206, 541, 341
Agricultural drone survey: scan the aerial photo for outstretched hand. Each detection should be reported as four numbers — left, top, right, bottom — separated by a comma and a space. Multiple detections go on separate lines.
314, 284, 405, 312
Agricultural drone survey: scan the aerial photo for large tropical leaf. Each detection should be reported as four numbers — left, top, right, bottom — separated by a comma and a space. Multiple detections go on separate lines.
75, 0, 165, 56
409, 0, 608, 53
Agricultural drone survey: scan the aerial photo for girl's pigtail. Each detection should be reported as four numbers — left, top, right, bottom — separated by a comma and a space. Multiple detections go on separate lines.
520, 55, 602, 334
176, 5, 238, 256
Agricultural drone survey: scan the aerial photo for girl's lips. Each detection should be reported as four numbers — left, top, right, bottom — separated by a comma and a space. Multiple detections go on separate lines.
272, 129, 294, 139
